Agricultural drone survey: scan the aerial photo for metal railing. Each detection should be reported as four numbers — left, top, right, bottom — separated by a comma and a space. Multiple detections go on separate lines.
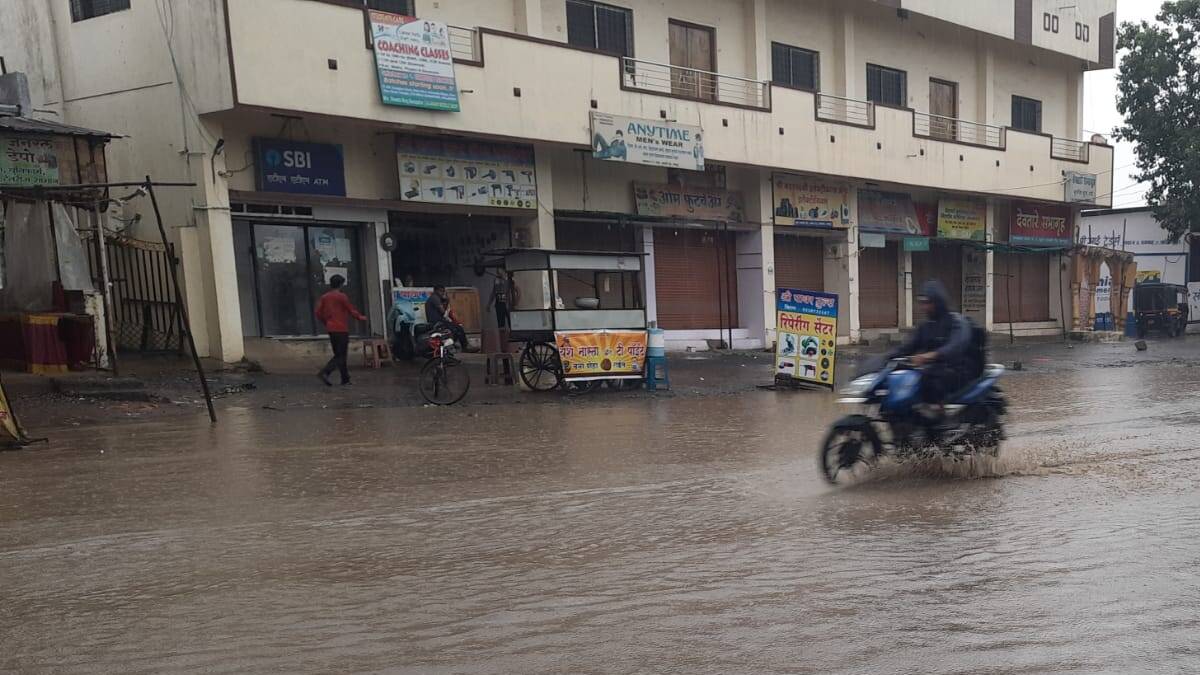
621, 57, 770, 109
913, 111, 1005, 148
815, 93, 874, 127
448, 25, 480, 62
1051, 136, 1089, 162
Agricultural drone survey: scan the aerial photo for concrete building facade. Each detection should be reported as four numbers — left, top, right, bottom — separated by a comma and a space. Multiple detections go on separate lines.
0, 0, 1116, 360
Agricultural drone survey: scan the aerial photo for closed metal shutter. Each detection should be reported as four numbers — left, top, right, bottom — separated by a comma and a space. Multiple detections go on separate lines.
774, 234, 824, 292
994, 252, 1051, 323
654, 228, 738, 330
860, 243, 899, 328
911, 242, 963, 311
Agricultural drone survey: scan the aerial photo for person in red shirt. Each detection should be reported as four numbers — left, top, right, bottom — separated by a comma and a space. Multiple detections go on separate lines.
315, 275, 367, 386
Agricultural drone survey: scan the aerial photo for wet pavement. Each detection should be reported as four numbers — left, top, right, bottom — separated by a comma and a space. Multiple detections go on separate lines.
3, 338, 1200, 673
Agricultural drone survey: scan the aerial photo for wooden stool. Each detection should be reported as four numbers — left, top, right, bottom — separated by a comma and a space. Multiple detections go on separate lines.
485, 352, 516, 385
362, 338, 390, 369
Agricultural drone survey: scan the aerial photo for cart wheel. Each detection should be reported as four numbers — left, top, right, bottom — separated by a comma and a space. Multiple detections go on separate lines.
520, 342, 563, 391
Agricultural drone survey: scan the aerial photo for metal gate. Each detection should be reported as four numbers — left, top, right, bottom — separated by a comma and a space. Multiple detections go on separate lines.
88, 234, 182, 353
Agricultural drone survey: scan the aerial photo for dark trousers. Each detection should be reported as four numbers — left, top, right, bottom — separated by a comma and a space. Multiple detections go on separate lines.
321, 332, 351, 383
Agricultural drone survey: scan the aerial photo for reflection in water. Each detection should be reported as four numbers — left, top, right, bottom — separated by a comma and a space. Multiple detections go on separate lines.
2, 364, 1200, 673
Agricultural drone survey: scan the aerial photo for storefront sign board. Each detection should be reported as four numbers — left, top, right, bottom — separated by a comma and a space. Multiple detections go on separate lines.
254, 138, 346, 196
589, 112, 704, 170
632, 182, 743, 222
936, 199, 986, 241
858, 189, 936, 235
772, 174, 851, 229
961, 248, 987, 323
369, 11, 460, 111
0, 135, 58, 186
555, 330, 648, 380
903, 236, 930, 252
1065, 171, 1097, 203
397, 135, 537, 209
1011, 202, 1073, 247
859, 232, 886, 248
392, 287, 434, 325
775, 288, 838, 388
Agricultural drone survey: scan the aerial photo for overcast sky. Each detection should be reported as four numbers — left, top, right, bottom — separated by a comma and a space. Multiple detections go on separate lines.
1082, 0, 1163, 209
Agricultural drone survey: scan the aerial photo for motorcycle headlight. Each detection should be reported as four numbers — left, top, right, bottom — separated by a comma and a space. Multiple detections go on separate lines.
840, 374, 877, 398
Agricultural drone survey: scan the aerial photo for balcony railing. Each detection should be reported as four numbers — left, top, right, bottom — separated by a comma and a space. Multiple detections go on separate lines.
448, 25, 481, 63
1051, 136, 1090, 162
914, 111, 1005, 149
621, 57, 770, 109
815, 93, 875, 127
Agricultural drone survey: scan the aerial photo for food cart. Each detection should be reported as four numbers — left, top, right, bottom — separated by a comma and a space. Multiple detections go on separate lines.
482, 248, 648, 392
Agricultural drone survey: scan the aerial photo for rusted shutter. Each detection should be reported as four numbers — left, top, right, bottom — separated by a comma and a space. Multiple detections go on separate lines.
994, 252, 1050, 323
911, 242, 963, 312
860, 242, 899, 328
774, 234, 824, 292
654, 228, 738, 330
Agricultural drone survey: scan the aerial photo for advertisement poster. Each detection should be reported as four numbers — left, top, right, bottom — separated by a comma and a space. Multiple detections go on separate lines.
392, 287, 434, 325
936, 198, 986, 240
633, 183, 743, 222
772, 174, 851, 229
590, 112, 704, 170
961, 248, 987, 323
397, 135, 537, 209
858, 189, 936, 235
555, 330, 648, 380
254, 138, 346, 196
1065, 171, 1098, 203
0, 136, 58, 186
369, 11, 460, 111
775, 288, 838, 388
1011, 202, 1073, 247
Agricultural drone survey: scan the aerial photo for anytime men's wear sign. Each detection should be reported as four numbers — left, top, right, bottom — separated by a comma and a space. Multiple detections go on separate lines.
936, 198, 986, 240
772, 174, 851, 229
590, 112, 704, 170
555, 330, 648, 380
775, 288, 838, 388
0, 136, 58, 186
369, 11, 460, 111
1011, 202, 1073, 247
633, 183, 744, 222
254, 138, 347, 196
858, 189, 936, 235
397, 135, 537, 209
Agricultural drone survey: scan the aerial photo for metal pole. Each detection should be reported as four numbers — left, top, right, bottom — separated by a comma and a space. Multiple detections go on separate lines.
144, 177, 216, 423
92, 202, 120, 376
1058, 251, 1068, 339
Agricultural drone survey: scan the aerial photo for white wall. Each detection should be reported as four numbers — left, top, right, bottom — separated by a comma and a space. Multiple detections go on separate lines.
1082, 209, 1190, 316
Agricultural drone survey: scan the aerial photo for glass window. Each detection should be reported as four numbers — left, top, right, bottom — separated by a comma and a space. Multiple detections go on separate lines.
251, 223, 364, 337
866, 64, 907, 107
771, 42, 819, 91
366, 0, 413, 14
1011, 95, 1043, 132
70, 0, 130, 22
567, 0, 633, 57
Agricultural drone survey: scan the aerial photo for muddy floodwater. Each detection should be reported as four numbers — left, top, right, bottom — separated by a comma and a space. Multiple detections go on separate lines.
3, 352, 1200, 673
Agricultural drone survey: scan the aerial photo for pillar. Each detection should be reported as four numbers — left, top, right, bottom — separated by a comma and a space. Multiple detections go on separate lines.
514, 142, 555, 249
513, 0, 544, 37
642, 226, 658, 325
1066, 68, 1084, 141
984, 200, 996, 331
834, 8, 858, 98
900, 247, 914, 328
748, 169, 776, 347
976, 37, 996, 125
744, 0, 770, 81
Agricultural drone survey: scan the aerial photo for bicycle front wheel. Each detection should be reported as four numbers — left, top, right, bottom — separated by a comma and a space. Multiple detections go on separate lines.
419, 357, 471, 405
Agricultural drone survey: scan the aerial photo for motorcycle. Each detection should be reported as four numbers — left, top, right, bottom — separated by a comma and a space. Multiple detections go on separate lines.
820, 357, 1008, 484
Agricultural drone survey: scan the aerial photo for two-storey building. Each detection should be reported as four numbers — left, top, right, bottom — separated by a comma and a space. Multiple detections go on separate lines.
0, 0, 1116, 360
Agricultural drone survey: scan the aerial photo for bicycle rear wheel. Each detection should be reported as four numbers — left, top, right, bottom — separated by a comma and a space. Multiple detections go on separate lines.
419, 357, 471, 405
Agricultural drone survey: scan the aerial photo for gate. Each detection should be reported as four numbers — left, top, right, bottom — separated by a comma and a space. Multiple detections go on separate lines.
88, 234, 183, 353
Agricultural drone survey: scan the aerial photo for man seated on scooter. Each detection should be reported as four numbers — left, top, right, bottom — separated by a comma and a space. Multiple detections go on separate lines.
889, 279, 975, 422
424, 285, 470, 351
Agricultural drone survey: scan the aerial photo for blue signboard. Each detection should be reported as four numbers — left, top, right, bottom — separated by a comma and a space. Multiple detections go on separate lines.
254, 138, 347, 196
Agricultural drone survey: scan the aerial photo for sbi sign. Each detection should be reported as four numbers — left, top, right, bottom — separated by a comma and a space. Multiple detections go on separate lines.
254, 138, 347, 197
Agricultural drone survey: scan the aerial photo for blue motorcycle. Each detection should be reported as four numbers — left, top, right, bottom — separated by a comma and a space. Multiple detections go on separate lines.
820, 358, 1008, 484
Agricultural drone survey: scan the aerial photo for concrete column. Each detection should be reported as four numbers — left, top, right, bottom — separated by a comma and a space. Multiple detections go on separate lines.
984, 200, 996, 331
900, 247, 914, 328
743, 0, 770, 81
976, 37, 996, 124
834, 8, 857, 98
748, 169, 776, 347
642, 226, 658, 325
185, 140, 244, 362
1066, 68, 1084, 140
515, 142, 556, 249
513, 0, 544, 37
846, 188, 861, 343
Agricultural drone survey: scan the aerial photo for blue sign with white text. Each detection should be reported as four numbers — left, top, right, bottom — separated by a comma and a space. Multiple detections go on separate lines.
254, 138, 347, 196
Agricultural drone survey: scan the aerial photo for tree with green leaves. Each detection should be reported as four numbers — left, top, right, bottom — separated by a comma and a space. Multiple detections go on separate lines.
1115, 0, 1200, 241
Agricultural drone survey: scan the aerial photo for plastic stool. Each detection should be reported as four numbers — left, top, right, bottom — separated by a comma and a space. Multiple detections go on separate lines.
362, 338, 390, 369
644, 355, 670, 391
485, 352, 516, 385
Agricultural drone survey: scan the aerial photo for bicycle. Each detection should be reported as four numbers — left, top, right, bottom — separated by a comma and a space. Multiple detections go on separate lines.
418, 329, 471, 405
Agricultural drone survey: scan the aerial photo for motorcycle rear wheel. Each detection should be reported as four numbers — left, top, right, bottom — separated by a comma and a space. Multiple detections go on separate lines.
820, 415, 883, 485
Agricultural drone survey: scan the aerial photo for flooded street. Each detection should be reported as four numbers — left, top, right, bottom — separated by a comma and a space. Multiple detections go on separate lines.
4, 350, 1200, 673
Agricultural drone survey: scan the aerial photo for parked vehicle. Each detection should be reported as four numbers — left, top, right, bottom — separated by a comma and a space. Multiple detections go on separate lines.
417, 328, 470, 406
819, 357, 1007, 484
1134, 282, 1189, 338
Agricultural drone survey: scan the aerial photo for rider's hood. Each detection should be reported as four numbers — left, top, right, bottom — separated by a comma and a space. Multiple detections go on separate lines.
919, 279, 952, 318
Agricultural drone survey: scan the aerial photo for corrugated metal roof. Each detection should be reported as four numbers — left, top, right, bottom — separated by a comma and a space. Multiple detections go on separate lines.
0, 114, 118, 139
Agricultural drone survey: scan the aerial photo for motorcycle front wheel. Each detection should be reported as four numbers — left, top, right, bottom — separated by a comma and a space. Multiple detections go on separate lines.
820, 415, 883, 485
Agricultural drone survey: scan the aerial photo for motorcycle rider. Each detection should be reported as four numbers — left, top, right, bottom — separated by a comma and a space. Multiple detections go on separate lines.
889, 279, 975, 419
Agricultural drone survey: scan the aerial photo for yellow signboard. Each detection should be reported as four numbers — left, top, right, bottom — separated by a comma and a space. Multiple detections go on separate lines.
555, 330, 648, 380
936, 198, 987, 240
0, 374, 31, 447
775, 289, 838, 388
772, 174, 851, 229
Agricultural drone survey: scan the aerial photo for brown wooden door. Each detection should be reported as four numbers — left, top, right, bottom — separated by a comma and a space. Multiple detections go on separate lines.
929, 78, 958, 140
774, 234, 824, 292
669, 20, 716, 101
860, 243, 899, 328
994, 252, 1051, 323
910, 242, 962, 312
654, 228, 737, 329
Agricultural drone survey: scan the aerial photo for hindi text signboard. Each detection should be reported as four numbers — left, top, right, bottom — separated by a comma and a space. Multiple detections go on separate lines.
1011, 202, 1073, 247
555, 330, 648, 380
775, 289, 838, 388
0, 135, 58, 186
772, 174, 851, 229
936, 198, 987, 241
633, 182, 743, 222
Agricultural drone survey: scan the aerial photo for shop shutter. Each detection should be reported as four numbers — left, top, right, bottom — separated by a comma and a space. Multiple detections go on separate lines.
910, 242, 962, 312
860, 242, 899, 328
774, 234, 824, 292
994, 252, 1051, 323
654, 228, 738, 330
